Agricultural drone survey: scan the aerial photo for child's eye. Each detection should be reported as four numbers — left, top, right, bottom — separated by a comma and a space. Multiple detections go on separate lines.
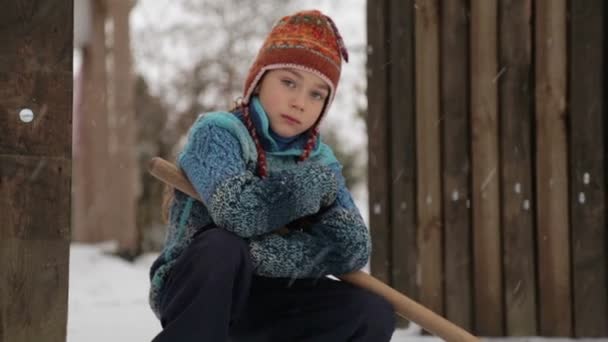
281, 79, 296, 88
311, 91, 326, 101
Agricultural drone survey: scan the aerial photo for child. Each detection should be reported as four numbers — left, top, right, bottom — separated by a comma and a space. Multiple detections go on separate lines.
149, 9, 395, 341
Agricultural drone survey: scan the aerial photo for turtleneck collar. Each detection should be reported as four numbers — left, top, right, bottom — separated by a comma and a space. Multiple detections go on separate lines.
269, 129, 299, 149
243, 96, 321, 157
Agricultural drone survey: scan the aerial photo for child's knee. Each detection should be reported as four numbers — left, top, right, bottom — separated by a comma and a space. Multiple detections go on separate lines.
353, 290, 396, 337
189, 228, 251, 269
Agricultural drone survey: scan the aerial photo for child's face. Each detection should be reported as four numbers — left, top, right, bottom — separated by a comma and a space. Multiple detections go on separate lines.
257, 68, 330, 138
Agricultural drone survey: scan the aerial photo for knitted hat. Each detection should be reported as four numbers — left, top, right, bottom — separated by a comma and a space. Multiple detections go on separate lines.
242, 9, 348, 113
239, 10, 349, 177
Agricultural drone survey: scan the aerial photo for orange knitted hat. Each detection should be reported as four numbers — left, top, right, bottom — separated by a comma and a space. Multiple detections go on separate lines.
242, 9, 349, 116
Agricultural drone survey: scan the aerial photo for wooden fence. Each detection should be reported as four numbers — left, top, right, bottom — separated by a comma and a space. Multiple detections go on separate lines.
367, 0, 606, 337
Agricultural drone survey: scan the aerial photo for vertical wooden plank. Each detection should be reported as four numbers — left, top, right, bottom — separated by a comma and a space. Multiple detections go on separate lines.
569, 0, 607, 337
367, 0, 392, 284
498, 0, 538, 335
0, 1, 73, 341
535, 0, 572, 336
470, 0, 503, 335
440, 0, 473, 331
414, 0, 443, 316
390, 0, 418, 308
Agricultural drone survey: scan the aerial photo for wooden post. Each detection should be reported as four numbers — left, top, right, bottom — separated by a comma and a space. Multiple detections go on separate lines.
389, 0, 418, 324
414, 0, 443, 317
470, 0, 503, 335
569, 0, 607, 336
367, 0, 392, 284
0, 2, 73, 341
441, 0, 473, 332
498, 0, 537, 335
535, 0, 572, 336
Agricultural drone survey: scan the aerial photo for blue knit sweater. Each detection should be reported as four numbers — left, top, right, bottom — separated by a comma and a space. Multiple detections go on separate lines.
148, 97, 371, 318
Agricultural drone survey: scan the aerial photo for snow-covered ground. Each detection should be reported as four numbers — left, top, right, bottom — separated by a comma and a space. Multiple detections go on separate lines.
66, 242, 607, 342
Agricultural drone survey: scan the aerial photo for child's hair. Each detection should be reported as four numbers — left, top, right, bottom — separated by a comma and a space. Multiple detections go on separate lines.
161, 183, 173, 224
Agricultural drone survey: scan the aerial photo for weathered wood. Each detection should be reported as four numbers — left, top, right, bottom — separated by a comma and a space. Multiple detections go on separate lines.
0, 5, 73, 156
0, 239, 70, 342
367, 0, 392, 284
498, 0, 537, 335
414, 0, 443, 317
0, 2, 72, 341
470, 0, 503, 335
535, 0, 572, 336
1, 156, 71, 240
568, 0, 607, 336
440, 0, 473, 331
389, 0, 418, 313
368, 0, 608, 337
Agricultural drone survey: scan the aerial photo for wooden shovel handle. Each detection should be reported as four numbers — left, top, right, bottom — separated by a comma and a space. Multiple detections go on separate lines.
147, 157, 479, 342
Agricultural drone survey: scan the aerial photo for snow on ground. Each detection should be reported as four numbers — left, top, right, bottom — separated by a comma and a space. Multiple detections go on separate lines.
67, 242, 159, 341
67, 242, 607, 342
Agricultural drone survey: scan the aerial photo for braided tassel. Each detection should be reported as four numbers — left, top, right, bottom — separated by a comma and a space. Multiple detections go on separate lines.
299, 126, 320, 162
324, 15, 349, 63
242, 104, 268, 178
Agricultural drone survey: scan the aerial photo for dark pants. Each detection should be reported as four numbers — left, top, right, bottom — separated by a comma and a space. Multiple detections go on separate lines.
152, 228, 395, 342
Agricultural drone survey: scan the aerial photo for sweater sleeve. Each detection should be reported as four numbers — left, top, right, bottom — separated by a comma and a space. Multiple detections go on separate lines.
249, 162, 371, 277
178, 118, 338, 238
